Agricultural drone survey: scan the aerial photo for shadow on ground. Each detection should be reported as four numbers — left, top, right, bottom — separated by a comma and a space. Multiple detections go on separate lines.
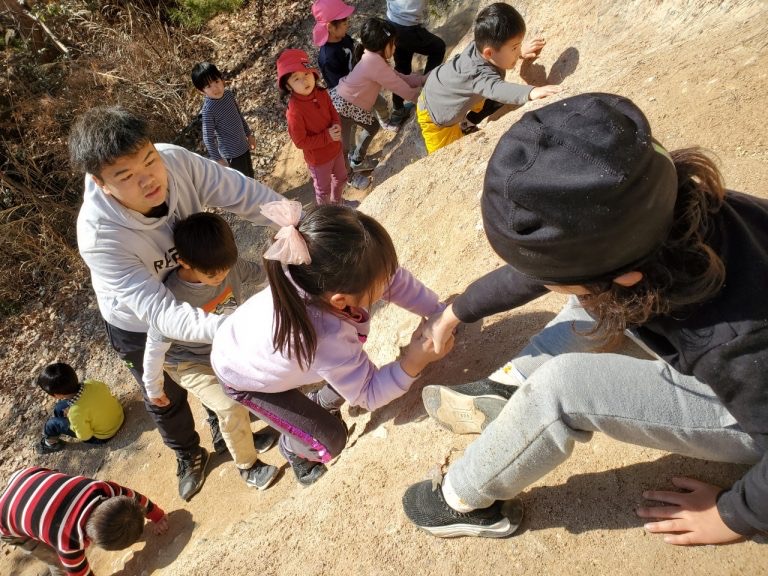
111, 509, 195, 576
519, 455, 752, 535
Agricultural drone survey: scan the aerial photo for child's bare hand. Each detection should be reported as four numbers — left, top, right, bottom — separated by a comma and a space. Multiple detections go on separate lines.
401, 321, 455, 377
328, 124, 342, 141
248, 134, 256, 150
150, 394, 170, 407
521, 36, 546, 60
636, 477, 743, 545
529, 85, 562, 100
423, 304, 461, 354
216, 159, 229, 167
152, 514, 169, 536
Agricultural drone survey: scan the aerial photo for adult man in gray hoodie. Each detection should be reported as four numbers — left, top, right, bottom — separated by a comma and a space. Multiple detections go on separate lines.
71, 106, 282, 501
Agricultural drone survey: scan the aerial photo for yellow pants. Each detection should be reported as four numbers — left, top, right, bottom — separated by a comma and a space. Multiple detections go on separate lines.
166, 362, 258, 470
417, 97, 485, 154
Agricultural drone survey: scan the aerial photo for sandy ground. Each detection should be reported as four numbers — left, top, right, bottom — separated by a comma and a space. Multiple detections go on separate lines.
2, 0, 767, 574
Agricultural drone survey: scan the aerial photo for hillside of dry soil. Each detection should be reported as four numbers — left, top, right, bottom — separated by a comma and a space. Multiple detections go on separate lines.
2, 1, 767, 575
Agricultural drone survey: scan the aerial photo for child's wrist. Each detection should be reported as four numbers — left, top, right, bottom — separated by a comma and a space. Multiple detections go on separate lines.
400, 356, 426, 378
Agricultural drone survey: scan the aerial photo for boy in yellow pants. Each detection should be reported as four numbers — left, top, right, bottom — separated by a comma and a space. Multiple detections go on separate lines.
418, 2, 560, 153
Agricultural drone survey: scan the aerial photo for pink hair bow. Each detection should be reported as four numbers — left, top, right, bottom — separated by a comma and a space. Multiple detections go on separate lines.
260, 200, 311, 265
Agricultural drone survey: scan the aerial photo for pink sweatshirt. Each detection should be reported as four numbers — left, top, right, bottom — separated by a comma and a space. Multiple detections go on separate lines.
335, 50, 424, 112
210, 267, 442, 411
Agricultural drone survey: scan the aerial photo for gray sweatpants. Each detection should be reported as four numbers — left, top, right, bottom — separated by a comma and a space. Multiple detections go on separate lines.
447, 296, 763, 509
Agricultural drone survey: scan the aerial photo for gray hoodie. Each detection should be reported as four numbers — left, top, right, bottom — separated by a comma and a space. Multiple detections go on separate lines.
422, 41, 533, 127
76, 143, 282, 342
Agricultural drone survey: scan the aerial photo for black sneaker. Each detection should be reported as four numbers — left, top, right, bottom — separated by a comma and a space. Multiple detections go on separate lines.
402, 479, 523, 538
240, 461, 279, 490
422, 378, 517, 435
460, 119, 479, 135
279, 444, 327, 487
177, 447, 210, 501
253, 429, 278, 454
390, 107, 410, 125
208, 415, 227, 455
36, 437, 64, 455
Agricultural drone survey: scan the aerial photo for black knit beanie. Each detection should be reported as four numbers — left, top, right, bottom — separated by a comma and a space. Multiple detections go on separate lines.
481, 92, 678, 284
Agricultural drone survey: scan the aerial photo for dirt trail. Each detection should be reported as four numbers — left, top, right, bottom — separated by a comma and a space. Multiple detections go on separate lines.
2, 1, 767, 575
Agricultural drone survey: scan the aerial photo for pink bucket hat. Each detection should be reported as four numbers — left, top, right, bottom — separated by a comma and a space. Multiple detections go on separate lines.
311, 0, 355, 46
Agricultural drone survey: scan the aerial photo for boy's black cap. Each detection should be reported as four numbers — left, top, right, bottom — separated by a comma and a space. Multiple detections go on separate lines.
481, 92, 678, 285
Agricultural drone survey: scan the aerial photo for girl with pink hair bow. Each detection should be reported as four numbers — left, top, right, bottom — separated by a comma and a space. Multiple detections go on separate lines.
211, 200, 453, 486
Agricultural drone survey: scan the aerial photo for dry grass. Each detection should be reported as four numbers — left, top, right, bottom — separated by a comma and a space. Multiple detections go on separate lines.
0, 1, 209, 315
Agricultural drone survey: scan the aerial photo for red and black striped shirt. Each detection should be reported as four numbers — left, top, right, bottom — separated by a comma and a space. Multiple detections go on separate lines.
0, 467, 164, 576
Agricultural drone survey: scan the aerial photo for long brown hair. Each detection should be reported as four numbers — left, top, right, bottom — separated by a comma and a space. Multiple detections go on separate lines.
264, 205, 399, 369
579, 147, 726, 347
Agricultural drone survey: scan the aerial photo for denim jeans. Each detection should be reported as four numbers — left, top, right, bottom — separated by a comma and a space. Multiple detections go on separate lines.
447, 296, 763, 509
43, 399, 76, 438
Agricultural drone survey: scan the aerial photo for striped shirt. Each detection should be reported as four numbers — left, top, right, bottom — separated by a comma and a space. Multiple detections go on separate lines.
0, 467, 164, 576
201, 89, 251, 161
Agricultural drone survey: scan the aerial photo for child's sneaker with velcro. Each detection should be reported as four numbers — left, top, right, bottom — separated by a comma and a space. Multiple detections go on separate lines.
279, 444, 327, 487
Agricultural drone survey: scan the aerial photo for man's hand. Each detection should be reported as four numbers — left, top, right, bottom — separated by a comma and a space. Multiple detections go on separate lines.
216, 159, 229, 167
521, 36, 546, 60
636, 477, 744, 545
151, 514, 169, 536
248, 134, 256, 150
150, 394, 170, 408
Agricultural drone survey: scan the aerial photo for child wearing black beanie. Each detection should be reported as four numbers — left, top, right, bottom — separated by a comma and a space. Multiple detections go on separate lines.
402, 92, 768, 544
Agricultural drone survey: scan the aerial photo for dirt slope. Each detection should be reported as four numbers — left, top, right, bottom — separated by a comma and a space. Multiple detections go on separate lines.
2, 1, 767, 575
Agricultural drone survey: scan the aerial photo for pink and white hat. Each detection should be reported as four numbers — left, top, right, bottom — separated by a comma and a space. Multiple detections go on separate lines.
311, 0, 355, 46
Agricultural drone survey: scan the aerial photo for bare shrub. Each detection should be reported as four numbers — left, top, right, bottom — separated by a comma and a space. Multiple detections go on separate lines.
0, 1, 209, 316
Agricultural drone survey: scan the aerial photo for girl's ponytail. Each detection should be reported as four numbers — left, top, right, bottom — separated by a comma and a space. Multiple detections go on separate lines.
265, 259, 317, 370
262, 203, 398, 369
580, 147, 727, 348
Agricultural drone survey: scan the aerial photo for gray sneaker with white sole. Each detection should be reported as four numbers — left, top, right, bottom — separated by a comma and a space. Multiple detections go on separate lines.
422, 378, 517, 434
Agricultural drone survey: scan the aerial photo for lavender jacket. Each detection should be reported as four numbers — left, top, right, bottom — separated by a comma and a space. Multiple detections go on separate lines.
211, 267, 443, 411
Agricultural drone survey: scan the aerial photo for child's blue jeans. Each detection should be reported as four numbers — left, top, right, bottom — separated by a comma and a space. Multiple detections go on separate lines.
446, 296, 763, 509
